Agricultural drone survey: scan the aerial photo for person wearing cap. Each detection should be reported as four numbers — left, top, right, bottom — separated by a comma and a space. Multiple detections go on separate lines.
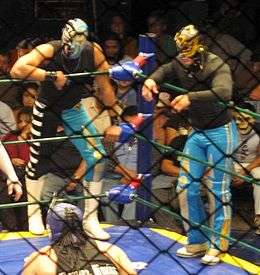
10, 18, 115, 239
22, 203, 137, 275
142, 24, 238, 265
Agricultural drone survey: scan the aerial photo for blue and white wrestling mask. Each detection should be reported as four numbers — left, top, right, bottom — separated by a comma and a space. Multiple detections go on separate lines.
61, 18, 88, 59
46, 203, 83, 242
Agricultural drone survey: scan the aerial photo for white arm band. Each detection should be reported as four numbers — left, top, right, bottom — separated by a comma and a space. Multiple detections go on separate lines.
0, 141, 19, 182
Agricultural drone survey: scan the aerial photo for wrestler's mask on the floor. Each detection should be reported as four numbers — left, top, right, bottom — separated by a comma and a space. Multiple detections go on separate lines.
62, 18, 88, 59
174, 24, 206, 71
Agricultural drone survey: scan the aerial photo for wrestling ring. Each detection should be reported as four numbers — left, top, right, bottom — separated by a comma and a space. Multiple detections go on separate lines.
0, 113, 260, 274
0, 35, 259, 275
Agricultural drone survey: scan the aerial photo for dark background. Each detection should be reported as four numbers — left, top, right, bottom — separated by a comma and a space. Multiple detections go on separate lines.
0, 0, 259, 52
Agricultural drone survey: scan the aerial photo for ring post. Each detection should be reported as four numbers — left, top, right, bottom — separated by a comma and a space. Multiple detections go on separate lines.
136, 34, 156, 221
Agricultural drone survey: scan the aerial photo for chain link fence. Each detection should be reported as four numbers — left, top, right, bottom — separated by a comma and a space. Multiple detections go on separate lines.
0, 0, 259, 274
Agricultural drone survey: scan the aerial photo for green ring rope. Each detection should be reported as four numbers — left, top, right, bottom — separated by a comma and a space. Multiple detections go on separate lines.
0, 192, 258, 255
135, 72, 260, 120
2, 131, 259, 186
135, 196, 260, 255
0, 194, 106, 210
134, 133, 260, 186
0, 70, 258, 118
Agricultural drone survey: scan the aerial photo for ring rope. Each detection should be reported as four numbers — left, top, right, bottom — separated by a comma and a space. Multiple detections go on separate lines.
0, 192, 259, 255
0, 70, 259, 118
0, 194, 106, 210
135, 72, 260, 120
135, 196, 260, 255
2, 134, 103, 145
0, 71, 109, 85
2, 131, 259, 186
134, 133, 260, 186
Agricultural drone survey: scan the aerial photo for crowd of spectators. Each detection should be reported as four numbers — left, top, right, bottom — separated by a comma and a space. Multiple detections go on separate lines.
0, 0, 259, 237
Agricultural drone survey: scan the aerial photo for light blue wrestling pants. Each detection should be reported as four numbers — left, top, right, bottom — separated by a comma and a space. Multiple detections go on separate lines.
176, 121, 238, 251
61, 104, 106, 182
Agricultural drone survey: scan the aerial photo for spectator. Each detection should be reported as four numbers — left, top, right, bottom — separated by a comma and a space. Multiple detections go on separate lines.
0, 107, 32, 231
146, 10, 177, 66
13, 82, 39, 120
164, 110, 190, 145
0, 101, 17, 137
101, 33, 136, 121
116, 78, 137, 108
152, 106, 170, 145
232, 102, 260, 235
101, 32, 126, 66
18, 82, 39, 108
103, 14, 138, 59
150, 109, 187, 229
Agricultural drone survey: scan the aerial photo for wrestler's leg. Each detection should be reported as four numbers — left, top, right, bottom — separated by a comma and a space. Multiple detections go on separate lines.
176, 130, 208, 255
61, 104, 110, 240
205, 121, 237, 254
26, 101, 59, 234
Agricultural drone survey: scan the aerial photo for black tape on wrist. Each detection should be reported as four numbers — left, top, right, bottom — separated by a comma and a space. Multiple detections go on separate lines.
45, 71, 58, 81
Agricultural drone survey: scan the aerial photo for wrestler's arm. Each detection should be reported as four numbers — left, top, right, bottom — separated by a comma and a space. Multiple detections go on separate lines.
96, 241, 137, 275
10, 44, 54, 81
93, 42, 116, 107
22, 246, 57, 275
0, 141, 19, 182
142, 62, 175, 101
149, 62, 175, 84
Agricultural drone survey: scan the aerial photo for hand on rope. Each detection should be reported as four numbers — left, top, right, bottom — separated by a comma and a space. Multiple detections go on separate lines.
104, 113, 148, 143
45, 70, 67, 90
109, 53, 153, 81
141, 78, 159, 102
140, 75, 260, 119
107, 177, 141, 204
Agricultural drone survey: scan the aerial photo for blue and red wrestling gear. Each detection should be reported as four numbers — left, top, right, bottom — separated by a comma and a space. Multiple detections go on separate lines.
46, 203, 83, 242
109, 53, 153, 81
118, 113, 149, 143
108, 178, 141, 204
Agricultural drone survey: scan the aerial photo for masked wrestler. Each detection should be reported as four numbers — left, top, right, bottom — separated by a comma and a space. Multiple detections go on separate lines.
22, 203, 136, 275
11, 18, 115, 239
142, 24, 238, 265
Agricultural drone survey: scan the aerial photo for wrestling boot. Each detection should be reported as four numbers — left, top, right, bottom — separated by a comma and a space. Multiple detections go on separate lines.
83, 180, 110, 240
201, 248, 221, 265
26, 178, 45, 235
176, 243, 208, 258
